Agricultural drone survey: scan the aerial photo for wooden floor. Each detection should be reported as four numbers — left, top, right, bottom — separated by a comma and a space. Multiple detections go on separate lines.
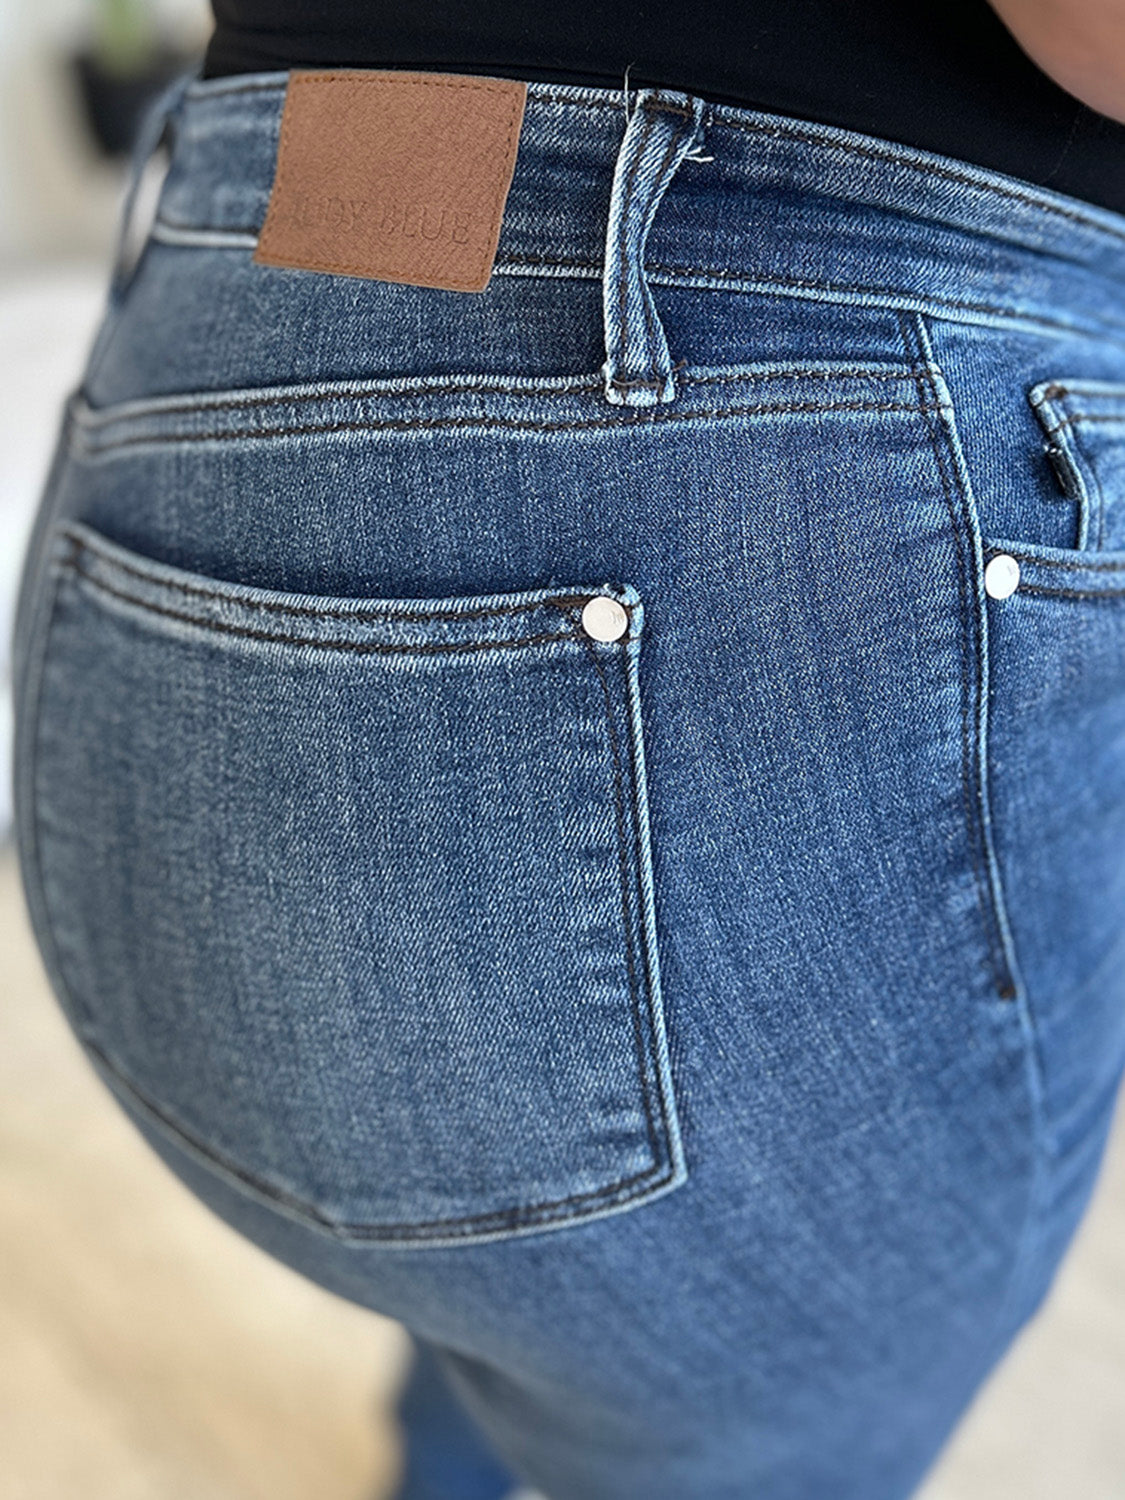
2, 841, 1124, 1500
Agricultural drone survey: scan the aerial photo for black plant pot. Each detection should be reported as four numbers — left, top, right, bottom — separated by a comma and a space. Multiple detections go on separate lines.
70, 47, 196, 157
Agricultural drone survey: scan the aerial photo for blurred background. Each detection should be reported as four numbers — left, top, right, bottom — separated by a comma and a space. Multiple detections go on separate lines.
0, 5, 1124, 1498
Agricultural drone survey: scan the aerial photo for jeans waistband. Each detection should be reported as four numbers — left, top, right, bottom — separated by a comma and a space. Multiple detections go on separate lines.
135, 68, 1125, 364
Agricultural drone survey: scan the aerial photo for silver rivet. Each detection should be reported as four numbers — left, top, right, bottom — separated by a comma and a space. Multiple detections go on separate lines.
984, 554, 1021, 600
581, 595, 629, 642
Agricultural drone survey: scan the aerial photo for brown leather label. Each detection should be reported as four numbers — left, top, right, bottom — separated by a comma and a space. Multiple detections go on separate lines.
253, 70, 527, 292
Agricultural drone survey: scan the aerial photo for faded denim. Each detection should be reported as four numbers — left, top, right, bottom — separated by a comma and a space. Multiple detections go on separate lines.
10, 66, 1125, 1500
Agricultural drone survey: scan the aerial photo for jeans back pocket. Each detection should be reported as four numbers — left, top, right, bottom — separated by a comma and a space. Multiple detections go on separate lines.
16, 518, 686, 1247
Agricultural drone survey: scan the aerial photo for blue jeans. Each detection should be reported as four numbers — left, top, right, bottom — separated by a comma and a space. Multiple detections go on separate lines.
10, 67, 1125, 1500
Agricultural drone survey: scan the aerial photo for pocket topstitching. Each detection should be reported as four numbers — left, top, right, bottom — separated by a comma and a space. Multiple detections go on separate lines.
17, 517, 686, 1248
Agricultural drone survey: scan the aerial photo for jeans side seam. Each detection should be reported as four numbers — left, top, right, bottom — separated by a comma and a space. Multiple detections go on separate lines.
900, 312, 1019, 1002
904, 308, 1055, 1411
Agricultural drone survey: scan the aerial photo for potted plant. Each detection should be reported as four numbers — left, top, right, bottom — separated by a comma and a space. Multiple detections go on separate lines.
70, 0, 197, 157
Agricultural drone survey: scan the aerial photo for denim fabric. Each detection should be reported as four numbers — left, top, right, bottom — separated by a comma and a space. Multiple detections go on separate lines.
10, 67, 1125, 1499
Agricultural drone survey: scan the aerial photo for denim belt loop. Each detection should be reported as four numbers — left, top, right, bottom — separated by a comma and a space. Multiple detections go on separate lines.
106, 65, 198, 305
600, 88, 707, 407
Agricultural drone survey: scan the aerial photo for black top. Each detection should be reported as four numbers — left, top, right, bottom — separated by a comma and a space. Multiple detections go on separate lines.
203, 0, 1125, 217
